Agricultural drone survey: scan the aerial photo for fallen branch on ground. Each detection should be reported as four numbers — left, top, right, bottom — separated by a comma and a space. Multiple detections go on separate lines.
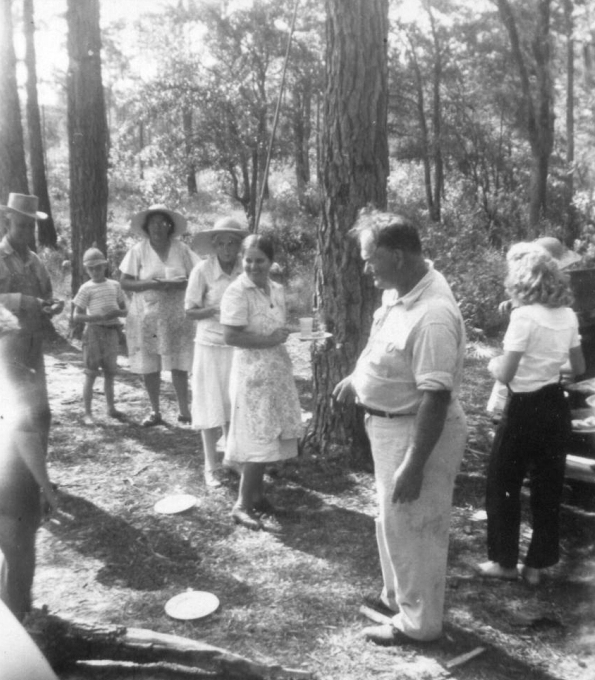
26, 609, 312, 680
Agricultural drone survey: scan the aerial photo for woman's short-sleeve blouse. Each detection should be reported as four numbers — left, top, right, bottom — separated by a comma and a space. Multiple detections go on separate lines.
220, 273, 286, 334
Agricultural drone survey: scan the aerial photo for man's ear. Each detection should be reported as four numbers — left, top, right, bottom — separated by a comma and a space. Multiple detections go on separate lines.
393, 248, 405, 268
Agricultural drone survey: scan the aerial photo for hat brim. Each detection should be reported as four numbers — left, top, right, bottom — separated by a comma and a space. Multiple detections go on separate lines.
0, 205, 48, 221
192, 228, 250, 255
557, 250, 582, 269
129, 208, 187, 238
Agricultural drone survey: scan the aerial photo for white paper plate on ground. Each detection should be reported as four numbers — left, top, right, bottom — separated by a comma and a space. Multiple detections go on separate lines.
165, 591, 220, 620
154, 494, 197, 514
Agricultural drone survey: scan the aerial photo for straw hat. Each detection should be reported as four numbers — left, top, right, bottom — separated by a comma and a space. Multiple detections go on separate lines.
0, 193, 47, 220
192, 217, 250, 255
129, 204, 187, 238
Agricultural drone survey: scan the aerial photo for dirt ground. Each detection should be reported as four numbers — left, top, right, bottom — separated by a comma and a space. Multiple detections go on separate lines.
29, 331, 595, 680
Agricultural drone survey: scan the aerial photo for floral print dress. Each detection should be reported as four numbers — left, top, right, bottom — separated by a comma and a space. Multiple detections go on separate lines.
220, 273, 303, 463
119, 239, 199, 372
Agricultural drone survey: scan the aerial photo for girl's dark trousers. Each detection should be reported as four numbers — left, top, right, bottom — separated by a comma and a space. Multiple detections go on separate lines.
486, 382, 570, 570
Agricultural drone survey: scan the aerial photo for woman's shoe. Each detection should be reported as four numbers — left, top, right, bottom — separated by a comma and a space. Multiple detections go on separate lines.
204, 468, 227, 488
108, 409, 126, 420
231, 506, 262, 531
177, 414, 191, 425
142, 412, 163, 427
476, 560, 518, 580
521, 566, 541, 586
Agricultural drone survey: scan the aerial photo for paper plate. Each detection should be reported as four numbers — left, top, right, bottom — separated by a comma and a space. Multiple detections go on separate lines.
154, 494, 197, 514
165, 591, 219, 620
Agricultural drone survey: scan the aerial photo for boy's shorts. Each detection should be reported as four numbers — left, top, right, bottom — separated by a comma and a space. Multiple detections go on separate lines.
82, 325, 120, 376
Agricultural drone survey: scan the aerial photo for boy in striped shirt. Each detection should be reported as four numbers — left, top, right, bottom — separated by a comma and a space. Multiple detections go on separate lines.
73, 247, 127, 425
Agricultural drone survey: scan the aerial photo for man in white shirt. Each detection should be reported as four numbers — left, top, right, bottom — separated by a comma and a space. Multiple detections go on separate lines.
333, 210, 467, 644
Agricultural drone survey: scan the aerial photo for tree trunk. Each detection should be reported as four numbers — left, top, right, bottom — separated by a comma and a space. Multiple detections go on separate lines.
23, 0, 58, 249
66, 0, 109, 295
0, 0, 29, 234
497, 0, 553, 235
429, 6, 443, 222
306, 0, 388, 466
563, 0, 576, 242
183, 108, 197, 195
408, 40, 434, 220
26, 611, 312, 679
292, 79, 312, 202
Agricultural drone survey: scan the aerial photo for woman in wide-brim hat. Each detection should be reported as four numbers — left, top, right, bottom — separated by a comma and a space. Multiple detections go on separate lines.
119, 205, 199, 427
185, 217, 249, 487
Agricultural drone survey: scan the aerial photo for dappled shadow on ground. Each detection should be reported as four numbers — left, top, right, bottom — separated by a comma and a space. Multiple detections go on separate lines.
45, 491, 237, 594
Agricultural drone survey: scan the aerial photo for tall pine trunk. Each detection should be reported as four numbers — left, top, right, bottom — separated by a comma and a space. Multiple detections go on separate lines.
66, 0, 109, 295
0, 0, 29, 235
306, 0, 388, 465
23, 0, 57, 248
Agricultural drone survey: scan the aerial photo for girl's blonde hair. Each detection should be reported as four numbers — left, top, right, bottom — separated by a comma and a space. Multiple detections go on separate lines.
505, 242, 574, 308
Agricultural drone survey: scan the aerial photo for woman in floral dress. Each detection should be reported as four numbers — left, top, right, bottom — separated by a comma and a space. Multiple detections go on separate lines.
220, 234, 302, 530
120, 205, 199, 427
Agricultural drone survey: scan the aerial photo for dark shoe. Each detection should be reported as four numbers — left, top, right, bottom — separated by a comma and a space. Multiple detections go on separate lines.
253, 497, 277, 515
362, 594, 398, 618
231, 506, 262, 531
108, 409, 126, 420
177, 414, 191, 424
362, 624, 418, 646
142, 412, 163, 427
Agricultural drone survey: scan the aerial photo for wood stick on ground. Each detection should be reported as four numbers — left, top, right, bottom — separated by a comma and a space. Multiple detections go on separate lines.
444, 647, 486, 669
27, 611, 313, 680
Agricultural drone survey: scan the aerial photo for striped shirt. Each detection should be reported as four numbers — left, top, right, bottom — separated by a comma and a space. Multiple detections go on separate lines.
73, 279, 125, 326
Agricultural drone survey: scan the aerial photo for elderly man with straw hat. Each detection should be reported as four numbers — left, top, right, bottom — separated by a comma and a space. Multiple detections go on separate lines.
0, 193, 63, 620
0, 193, 63, 432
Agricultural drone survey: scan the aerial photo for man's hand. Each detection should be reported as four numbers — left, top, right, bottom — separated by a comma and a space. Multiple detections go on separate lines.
332, 376, 355, 405
391, 456, 424, 504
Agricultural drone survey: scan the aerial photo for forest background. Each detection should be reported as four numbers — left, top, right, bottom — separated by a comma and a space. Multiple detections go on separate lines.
1, 1, 595, 678
3, 0, 595, 456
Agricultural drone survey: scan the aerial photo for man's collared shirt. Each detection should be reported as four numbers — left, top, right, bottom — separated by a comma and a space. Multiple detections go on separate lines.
0, 235, 52, 334
351, 267, 466, 414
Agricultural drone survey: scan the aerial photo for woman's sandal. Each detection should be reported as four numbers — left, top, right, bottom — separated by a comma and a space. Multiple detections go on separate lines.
142, 412, 163, 427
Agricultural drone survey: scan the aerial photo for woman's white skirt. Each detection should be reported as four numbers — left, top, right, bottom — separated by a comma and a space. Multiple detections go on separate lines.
190, 343, 234, 430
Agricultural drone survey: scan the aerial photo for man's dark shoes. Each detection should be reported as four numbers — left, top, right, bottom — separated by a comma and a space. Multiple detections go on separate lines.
142, 412, 163, 427
362, 624, 417, 646
362, 594, 398, 618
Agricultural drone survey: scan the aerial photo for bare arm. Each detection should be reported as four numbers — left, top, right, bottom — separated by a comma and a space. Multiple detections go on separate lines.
488, 351, 523, 384
391, 390, 451, 504
13, 431, 58, 513
186, 304, 219, 321
569, 346, 586, 378
223, 324, 290, 349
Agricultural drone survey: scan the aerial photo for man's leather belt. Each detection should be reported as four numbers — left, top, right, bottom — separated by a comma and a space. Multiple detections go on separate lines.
362, 407, 415, 419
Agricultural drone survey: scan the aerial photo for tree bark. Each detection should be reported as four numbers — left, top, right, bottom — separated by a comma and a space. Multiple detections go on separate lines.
23, 0, 57, 248
306, 0, 388, 465
27, 611, 312, 679
497, 0, 553, 235
563, 0, 576, 242
183, 108, 198, 195
66, 0, 109, 295
0, 0, 29, 232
